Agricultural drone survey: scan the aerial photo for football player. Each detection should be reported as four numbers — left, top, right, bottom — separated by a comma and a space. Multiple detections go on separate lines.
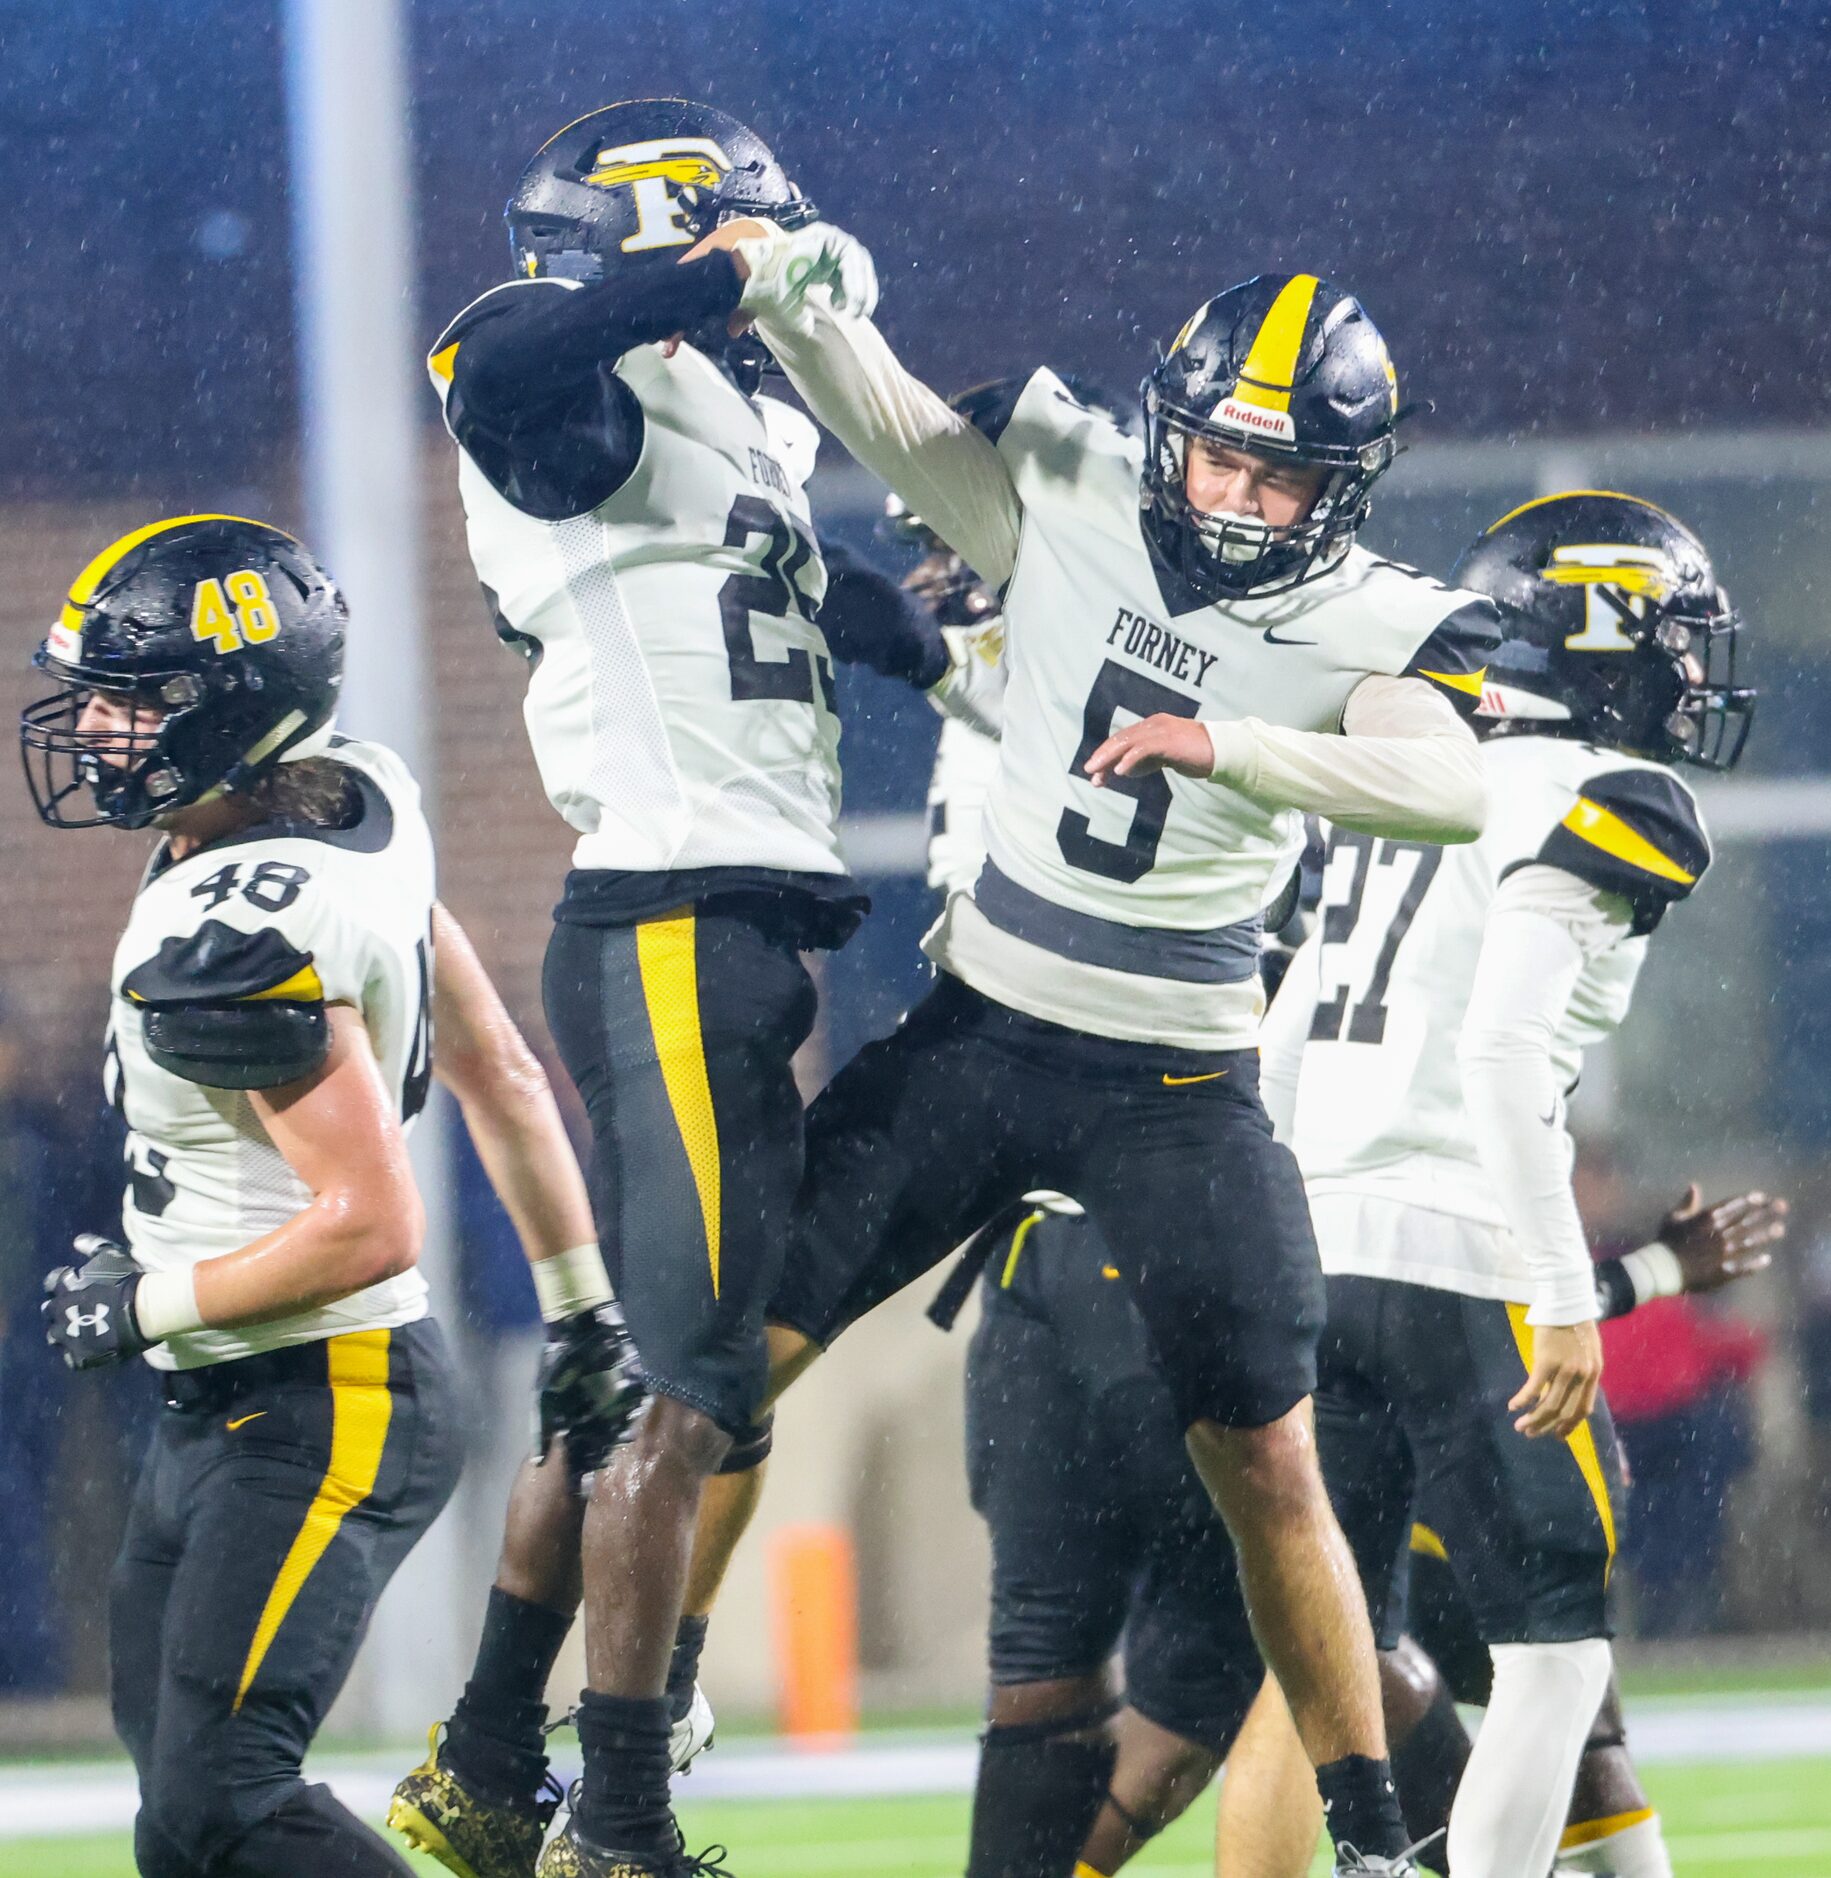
399, 103, 941, 1878
671, 220, 1502, 1874
834, 436, 1784, 1878
24, 515, 617, 1878
1214, 1179, 1787, 1878
1232, 491, 1760, 1878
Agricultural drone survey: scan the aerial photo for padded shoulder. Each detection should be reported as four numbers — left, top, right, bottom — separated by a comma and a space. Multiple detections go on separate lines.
1400, 598, 1503, 723
1536, 763, 1710, 935
427, 277, 579, 395
124, 919, 330, 1091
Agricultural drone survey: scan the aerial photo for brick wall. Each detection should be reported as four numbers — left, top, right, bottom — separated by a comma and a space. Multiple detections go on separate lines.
0, 447, 574, 1084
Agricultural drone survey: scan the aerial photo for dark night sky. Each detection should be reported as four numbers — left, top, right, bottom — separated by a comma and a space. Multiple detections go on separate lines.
4, 0, 1828, 495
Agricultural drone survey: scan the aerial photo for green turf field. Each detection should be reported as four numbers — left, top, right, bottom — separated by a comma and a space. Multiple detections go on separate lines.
9, 1755, 1830, 1876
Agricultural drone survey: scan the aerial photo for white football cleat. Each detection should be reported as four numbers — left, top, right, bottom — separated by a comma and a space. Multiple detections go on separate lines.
668, 1682, 716, 1774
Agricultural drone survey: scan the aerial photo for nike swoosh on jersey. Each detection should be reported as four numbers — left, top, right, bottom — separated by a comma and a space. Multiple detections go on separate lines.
1162, 1070, 1229, 1086
226, 1412, 267, 1431
1260, 626, 1318, 647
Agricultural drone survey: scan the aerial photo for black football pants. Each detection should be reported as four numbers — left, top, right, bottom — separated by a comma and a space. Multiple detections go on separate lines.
110, 1324, 459, 1877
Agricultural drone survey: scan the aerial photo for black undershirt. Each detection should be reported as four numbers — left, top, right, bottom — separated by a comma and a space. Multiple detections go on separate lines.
443, 254, 746, 521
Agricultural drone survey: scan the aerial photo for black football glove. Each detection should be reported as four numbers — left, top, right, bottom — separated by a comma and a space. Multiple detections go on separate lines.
43, 1234, 151, 1371
816, 540, 949, 691
534, 1301, 647, 1493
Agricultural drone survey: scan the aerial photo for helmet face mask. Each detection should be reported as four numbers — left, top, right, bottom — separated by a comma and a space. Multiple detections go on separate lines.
1455, 491, 1755, 772
20, 516, 346, 832
1140, 274, 1403, 602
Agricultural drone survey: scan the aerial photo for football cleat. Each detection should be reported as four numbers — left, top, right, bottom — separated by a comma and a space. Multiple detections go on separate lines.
535, 1815, 731, 1878
387, 1724, 562, 1878
1332, 1841, 1430, 1876
669, 1684, 716, 1775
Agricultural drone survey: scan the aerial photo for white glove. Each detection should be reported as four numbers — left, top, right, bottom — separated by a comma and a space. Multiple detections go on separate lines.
734, 221, 879, 327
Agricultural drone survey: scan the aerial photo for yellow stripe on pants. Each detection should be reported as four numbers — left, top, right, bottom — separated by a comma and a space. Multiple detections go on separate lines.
1504, 1303, 1618, 1575
233, 1329, 393, 1711
636, 913, 724, 1299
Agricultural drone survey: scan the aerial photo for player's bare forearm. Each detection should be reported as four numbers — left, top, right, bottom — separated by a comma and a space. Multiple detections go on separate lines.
431, 903, 596, 1265
193, 1005, 424, 1328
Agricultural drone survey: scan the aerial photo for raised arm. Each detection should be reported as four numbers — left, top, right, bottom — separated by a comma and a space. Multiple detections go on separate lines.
682, 220, 1025, 588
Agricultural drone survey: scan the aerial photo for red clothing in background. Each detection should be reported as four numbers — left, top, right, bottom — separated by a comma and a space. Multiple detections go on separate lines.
1600, 1297, 1768, 1424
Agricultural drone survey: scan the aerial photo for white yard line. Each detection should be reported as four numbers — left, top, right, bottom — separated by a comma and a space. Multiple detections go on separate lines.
4, 1700, 1831, 1841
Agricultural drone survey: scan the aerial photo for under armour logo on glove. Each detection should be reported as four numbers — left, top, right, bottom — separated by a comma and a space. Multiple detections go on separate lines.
43, 1236, 150, 1371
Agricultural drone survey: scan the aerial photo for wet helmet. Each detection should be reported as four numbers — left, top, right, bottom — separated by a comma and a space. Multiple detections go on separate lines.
22, 515, 346, 829
1141, 273, 1404, 599
1453, 490, 1754, 770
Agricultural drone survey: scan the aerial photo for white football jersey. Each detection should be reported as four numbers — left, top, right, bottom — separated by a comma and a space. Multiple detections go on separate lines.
923, 371, 1494, 1050
431, 281, 844, 878
107, 739, 435, 1370
927, 702, 1002, 899
1275, 734, 1710, 1298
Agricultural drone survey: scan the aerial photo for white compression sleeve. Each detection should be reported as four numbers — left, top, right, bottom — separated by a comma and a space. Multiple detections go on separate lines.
1201, 675, 1486, 842
1448, 1639, 1613, 1878
1457, 865, 1635, 1326
736, 231, 1023, 588
1259, 930, 1322, 1143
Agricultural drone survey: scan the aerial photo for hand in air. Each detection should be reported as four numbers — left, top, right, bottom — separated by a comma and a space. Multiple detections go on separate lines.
682, 218, 879, 328
1509, 1318, 1603, 1439
1085, 714, 1216, 786
1661, 1182, 1789, 1293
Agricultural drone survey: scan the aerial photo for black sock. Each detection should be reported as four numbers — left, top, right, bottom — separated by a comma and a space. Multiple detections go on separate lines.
666, 1615, 710, 1727
1316, 1754, 1408, 1862
1390, 1684, 1470, 1872
574, 1691, 675, 1858
965, 1716, 1117, 1878
444, 1588, 574, 1806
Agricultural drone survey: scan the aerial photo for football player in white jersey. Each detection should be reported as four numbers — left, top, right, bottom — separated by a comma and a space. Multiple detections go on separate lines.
672, 222, 1502, 1873
24, 515, 622, 1878
1227, 491, 1760, 1878
407, 103, 945, 1878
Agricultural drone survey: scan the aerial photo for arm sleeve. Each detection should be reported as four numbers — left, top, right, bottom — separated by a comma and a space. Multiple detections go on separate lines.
1201, 673, 1487, 842
1456, 864, 1636, 1325
1258, 930, 1322, 1143
732, 233, 1024, 587
438, 257, 744, 517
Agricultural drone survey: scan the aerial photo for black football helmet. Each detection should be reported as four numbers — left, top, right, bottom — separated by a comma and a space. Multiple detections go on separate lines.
507, 99, 817, 386
22, 515, 346, 829
1141, 273, 1406, 600
1453, 491, 1754, 771
883, 375, 1138, 624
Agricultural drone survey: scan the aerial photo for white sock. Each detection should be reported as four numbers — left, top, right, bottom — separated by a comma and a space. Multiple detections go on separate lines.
1556, 1810, 1673, 1876
1446, 1638, 1613, 1878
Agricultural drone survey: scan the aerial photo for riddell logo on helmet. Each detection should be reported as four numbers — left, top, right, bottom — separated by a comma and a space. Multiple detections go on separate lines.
1217, 399, 1297, 443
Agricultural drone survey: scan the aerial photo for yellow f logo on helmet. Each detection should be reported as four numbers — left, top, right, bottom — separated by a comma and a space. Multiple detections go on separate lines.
582, 137, 732, 253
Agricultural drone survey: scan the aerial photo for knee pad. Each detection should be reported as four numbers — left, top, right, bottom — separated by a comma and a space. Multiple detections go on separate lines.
718, 1414, 774, 1474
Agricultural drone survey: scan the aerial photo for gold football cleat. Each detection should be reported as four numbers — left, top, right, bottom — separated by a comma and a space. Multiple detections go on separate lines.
388, 1724, 561, 1878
